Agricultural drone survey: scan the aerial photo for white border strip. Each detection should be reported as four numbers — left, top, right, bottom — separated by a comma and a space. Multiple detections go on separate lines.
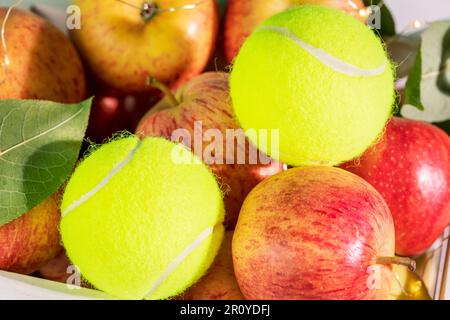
259, 25, 387, 77
145, 226, 215, 298
62, 140, 143, 217
0, 270, 114, 300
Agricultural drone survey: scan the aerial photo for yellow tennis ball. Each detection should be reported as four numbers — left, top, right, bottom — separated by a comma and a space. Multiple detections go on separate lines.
230, 6, 395, 166
60, 136, 225, 300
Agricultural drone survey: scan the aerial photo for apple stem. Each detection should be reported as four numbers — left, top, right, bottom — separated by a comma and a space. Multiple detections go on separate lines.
376, 256, 417, 271
140, 2, 158, 22
147, 77, 179, 107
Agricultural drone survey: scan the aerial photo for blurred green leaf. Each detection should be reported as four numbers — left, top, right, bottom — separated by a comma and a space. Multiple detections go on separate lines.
402, 22, 450, 124
404, 51, 424, 110
0, 99, 92, 226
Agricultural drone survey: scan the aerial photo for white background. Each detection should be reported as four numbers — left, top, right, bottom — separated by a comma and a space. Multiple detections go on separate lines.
384, 0, 450, 30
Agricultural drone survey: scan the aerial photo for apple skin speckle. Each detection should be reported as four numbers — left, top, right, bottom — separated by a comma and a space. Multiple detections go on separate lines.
342, 117, 450, 256
70, 0, 219, 93
233, 167, 395, 300
0, 8, 86, 102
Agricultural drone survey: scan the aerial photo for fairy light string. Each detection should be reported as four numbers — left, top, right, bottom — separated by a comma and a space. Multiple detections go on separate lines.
115, 0, 206, 17
0, 0, 23, 85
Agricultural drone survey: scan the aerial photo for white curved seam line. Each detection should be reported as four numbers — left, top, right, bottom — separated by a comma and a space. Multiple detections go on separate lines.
62, 140, 142, 217
0, 107, 85, 158
1, 0, 23, 84
259, 25, 386, 77
145, 226, 214, 298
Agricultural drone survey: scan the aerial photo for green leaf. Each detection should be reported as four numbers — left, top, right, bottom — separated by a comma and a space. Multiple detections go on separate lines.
0, 98, 92, 226
363, 0, 396, 37
404, 50, 424, 110
401, 22, 450, 123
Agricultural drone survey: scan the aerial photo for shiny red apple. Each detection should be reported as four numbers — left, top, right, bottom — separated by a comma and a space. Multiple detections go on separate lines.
233, 167, 412, 300
342, 117, 450, 256
136, 72, 285, 228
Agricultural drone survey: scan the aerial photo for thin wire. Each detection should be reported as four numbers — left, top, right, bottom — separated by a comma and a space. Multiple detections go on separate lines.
114, 0, 206, 14
422, 60, 450, 80
422, 235, 450, 269
0, 0, 23, 85
386, 20, 429, 46
115, 0, 141, 10
393, 20, 449, 89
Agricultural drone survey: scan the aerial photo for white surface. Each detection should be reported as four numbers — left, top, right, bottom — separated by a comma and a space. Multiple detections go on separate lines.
385, 0, 450, 30
0, 270, 114, 300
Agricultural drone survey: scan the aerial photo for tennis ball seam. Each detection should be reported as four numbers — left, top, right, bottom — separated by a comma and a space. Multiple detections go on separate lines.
144, 226, 216, 298
230, 6, 394, 167
258, 25, 387, 77
62, 137, 223, 299
62, 139, 143, 217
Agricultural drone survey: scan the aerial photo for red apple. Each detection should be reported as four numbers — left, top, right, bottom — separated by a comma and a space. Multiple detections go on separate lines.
341, 117, 450, 256
232, 167, 414, 300
136, 72, 285, 228
38, 251, 93, 289
224, 0, 367, 63
0, 194, 62, 275
86, 89, 160, 143
71, 0, 218, 93
182, 231, 244, 300
0, 8, 86, 102
38, 251, 71, 284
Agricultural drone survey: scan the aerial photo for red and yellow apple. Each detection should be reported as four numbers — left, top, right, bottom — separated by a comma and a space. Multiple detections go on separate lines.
38, 251, 71, 284
233, 167, 414, 300
136, 72, 285, 228
0, 8, 84, 275
342, 117, 450, 256
71, 0, 219, 93
182, 231, 244, 300
0, 8, 86, 102
224, 0, 367, 63
0, 194, 62, 275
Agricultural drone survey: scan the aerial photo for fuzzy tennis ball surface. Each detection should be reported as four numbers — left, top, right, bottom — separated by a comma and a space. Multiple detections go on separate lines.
230, 6, 395, 166
60, 136, 225, 300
